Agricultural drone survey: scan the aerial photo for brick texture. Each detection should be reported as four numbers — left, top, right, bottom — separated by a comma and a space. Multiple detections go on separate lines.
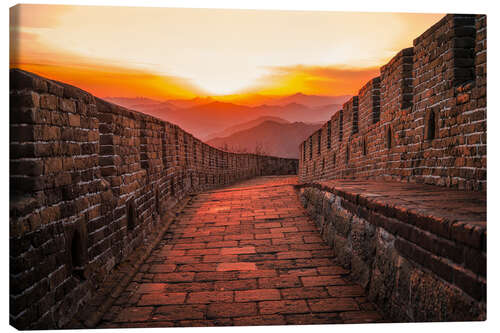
94, 176, 381, 328
299, 14, 486, 192
298, 180, 486, 322
9, 69, 297, 329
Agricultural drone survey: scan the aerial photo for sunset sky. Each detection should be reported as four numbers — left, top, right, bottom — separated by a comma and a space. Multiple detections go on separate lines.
10, 4, 444, 100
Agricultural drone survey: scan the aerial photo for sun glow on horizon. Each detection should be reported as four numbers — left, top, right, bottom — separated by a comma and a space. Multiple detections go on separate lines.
10, 5, 445, 99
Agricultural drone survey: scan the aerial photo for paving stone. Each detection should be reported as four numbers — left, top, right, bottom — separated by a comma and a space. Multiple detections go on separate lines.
285, 312, 342, 325
122, 321, 176, 328
136, 283, 166, 294
238, 269, 277, 279
317, 266, 350, 275
235, 289, 281, 302
186, 248, 221, 256
163, 282, 214, 292
187, 291, 234, 304
233, 315, 286, 326
217, 262, 256, 271
215, 279, 258, 291
307, 298, 359, 312
206, 241, 239, 248
259, 276, 301, 289
177, 263, 217, 272
281, 287, 329, 300
149, 264, 177, 273
152, 305, 207, 321
178, 319, 233, 326
255, 245, 290, 253
276, 249, 306, 258
279, 268, 317, 277
340, 310, 382, 323
114, 307, 153, 323
327, 285, 366, 297
194, 271, 239, 282
259, 300, 309, 315
137, 292, 187, 306
207, 302, 257, 318
301, 275, 347, 287
153, 272, 195, 283
220, 246, 256, 255
203, 255, 238, 263
97, 176, 381, 328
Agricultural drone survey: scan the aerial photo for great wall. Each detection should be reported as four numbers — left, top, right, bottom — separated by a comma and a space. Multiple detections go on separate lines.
10, 13, 486, 329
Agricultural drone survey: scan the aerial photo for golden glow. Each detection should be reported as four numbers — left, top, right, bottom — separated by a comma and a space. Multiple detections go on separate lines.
242, 65, 381, 96
17, 63, 202, 100
10, 4, 445, 98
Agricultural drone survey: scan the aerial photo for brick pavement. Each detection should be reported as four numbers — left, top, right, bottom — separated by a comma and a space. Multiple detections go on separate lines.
98, 176, 382, 327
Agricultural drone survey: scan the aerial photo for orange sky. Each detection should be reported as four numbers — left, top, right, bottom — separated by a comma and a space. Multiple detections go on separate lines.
10, 4, 444, 99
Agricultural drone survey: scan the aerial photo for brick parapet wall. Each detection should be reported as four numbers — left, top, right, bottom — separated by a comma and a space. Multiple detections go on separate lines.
9, 69, 297, 329
299, 14, 486, 191
380, 47, 413, 120
298, 180, 486, 321
342, 96, 358, 136
358, 77, 381, 129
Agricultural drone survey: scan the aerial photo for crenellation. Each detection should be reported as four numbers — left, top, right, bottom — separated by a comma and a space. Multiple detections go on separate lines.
358, 77, 380, 129
342, 96, 358, 137
300, 14, 486, 191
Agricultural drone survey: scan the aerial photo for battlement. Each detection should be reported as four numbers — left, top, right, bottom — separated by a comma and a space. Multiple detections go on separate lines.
299, 14, 486, 191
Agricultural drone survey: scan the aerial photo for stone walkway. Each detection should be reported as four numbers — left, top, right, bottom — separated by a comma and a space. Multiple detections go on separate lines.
99, 176, 382, 328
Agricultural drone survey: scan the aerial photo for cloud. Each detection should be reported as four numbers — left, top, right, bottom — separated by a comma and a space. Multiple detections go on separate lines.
244, 64, 380, 96
9, 4, 208, 100
285, 65, 380, 82
12, 61, 205, 100
10, 4, 73, 29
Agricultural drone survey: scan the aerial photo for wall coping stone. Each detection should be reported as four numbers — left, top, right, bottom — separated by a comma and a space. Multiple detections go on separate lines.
296, 179, 486, 251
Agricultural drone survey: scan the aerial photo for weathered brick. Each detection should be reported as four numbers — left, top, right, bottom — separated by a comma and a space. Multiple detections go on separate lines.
307, 298, 359, 312
187, 291, 233, 304
137, 293, 186, 306
59, 99, 76, 113
207, 302, 257, 318
68, 113, 80, 127
259, 300, 309, 315
40, 94, 58, 110
153, 305, 206, 321
301, 275, 346, 287
235, 289, 281, 302
281, 287, 329, 300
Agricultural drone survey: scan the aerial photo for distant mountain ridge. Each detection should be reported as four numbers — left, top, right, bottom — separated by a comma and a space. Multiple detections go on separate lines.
105, 97, 164, 108
166, 96, 216, 109
171, 101, 340, 140
207, 120, 323, 159
103, 93, 345, 140
264, 92, 350, 108
215, 92, 350, 108
205, 116, 290, 141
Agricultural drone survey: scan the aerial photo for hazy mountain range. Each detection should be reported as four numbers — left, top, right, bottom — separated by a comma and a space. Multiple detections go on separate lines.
105, 93, 346, 141
205, 116, 290, 141
214, 92, 350, 108
206, 117, 323, 158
